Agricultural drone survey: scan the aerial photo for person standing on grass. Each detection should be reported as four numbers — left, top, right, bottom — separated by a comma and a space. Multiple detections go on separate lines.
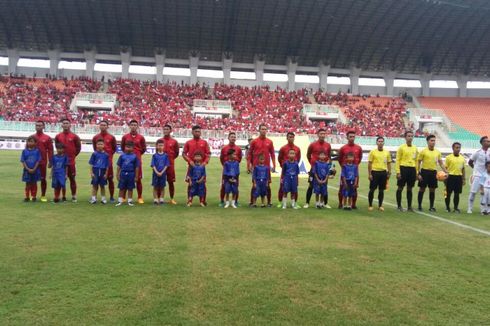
219, 132, 243, 207
479, 162, 490, 215
183, 126, 211, 205
157, 124, 180, 205
281, 149, 300, 209
467, 136, 490, 214
222, 149, 240, 209
187, 152, 207, 207
247, 124, 276, 207
277, 132, 301, 208
338, 131, 362, 209
92, 120, 117, 203
50, 143, 68, 203
151, 139, 170, 206
341, 152, 359, 210
54, 118, 81, 202
116, 141, 140, 207
304, 128, 332, 208
395, 131, 418, 212
417, 134, 448, 212
251, 154, 271, 208
367, 136, 391, 212
121, 120, 147, 204
31, 120, 53, 202
20, 136, 41, 202
89, 139, 110, 204
312, 151, 332, 209
444, 142, 465, 213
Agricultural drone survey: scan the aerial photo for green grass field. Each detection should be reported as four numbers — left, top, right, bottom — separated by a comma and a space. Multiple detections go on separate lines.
1, 150, 489, 325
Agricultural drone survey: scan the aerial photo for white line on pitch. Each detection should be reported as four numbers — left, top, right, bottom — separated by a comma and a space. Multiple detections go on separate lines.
328, 186, 490, 237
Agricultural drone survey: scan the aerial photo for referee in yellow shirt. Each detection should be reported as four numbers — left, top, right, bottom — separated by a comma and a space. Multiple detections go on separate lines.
417, 135, 448, 212
395, 131, 418, 212
445, 142, 466, 213
368, 137, 392, 211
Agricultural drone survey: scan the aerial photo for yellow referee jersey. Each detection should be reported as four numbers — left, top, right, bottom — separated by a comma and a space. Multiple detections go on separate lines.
395, 144, 418, 173
368, 149, 391, 171
418, 148, 442, 171
445, 154, 465, 176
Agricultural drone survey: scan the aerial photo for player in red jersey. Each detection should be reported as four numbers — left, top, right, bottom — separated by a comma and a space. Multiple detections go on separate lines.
183, 125, 211, 204
247, 124, 276, 207
121, 120, 147, 204
32, 120, 53, 202
304, 128, 334, 208
277, 132, 301, 207
92, 120, 117, 203
219, 132, 243, 206
338, 131, 363, 209
54, 118, 81, 202
157, 124, 180, 205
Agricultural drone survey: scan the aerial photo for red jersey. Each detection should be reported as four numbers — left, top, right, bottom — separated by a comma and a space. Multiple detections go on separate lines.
338, 143, 363, 166
157, 135, 180, 163
183, 138, 211, 165
92, 132, 117, 158
55, 131, 81, 165
220, 143, 243, 165
247, 137, 276, 169
32, 131, 53, 165
307, 140, 332, 165
121, 133, 147, 158
278, 143, 301, 167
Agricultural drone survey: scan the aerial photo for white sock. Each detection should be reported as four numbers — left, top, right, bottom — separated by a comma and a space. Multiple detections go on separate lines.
468, 192, 476, 210
128, 198, 133, 203
231, 200, 235, 205
118, 197, 123, 203
101, 196, 106, 201
282, 198, 287, 206
292, 199, 296, 206
91, 196, 96, 201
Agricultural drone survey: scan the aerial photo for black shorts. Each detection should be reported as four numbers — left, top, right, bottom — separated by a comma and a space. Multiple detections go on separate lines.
308, 170, 314, 184
418, 169, 438, 189
370, 171, 388, 190
397, 166, 416, 188
446, 175, 463, 194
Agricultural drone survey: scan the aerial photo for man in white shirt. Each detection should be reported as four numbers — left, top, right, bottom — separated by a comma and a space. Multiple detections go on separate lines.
467, 136, 490, 213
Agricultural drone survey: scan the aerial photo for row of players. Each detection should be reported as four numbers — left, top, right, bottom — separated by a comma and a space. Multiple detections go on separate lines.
20, 119, 490, 214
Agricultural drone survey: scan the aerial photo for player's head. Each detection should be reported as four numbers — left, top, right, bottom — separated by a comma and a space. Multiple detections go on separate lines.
346, 152, 355, 163
96, 138, 105, 151
258, 124, 267, 137
288, 148, 296, 160
35, 120, 45, 133
26, 136, 36, 148
317, 128, 326, 142
228, 132, 236, 144
227, 148, 236, 161
156, 139, 164, 152
55, 142, 65, 154
61, 118, 71, 131
404, 130, 414, 144
286, 132, 295, 144
258, 153, 265, 164
192, 125, 201, 139
376, 136, 385, 148
128, 120, 139, 133
99, 120, 109, 132
486, 161, 490, 173
318, 151, 326, 161
125, 141, 134, 153
346, 131, 356, 144
426, 134, 436, 148
480, 136, 489, 149
452, 142, 461, 155
163, 124, 172, 136
194, 151, 203, 163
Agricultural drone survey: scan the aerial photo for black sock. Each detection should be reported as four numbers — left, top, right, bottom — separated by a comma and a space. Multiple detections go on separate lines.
378, 190, 384, 207
445, 193, 451, 210
407, 190, 413, 208
454, 192, 460, 210
418, 191, 424, 208
429, 192, 435, 208
368, 189, 374, 206
306, 186, 313, 205
396, 189, 402, 207
324, 193, 328, 205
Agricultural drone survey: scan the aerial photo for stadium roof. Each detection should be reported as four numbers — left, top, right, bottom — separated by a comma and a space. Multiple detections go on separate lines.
2, 0, 490, 76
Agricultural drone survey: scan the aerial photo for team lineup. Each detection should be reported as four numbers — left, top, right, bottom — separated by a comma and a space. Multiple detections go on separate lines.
20, 119, 490, 214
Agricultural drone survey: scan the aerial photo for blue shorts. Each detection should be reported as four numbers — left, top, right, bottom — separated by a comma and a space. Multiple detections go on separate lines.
313, 182, 327, 196
152, 172, 167, 188
189, 182, 206, 198
91, 168, 107, 186
342, 182, 356, 197
224, 179, 238, 195
22, 168, 40, 183
52, 174, 66, 189
254, 179, 268, 198
119, 171, 136, 190
282, 176, 298, 194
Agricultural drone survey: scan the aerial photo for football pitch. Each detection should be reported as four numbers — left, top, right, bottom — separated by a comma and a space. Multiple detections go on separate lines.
0, 150, 489, 325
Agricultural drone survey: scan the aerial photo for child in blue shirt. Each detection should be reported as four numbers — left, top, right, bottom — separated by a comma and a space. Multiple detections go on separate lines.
187, 152, 206, 207
252, 154, 271, 208
116, 141, 140, 206
151, 139, 170, 205
281, 149, 300, 209
20, 136, 41, 202
223, 149, 240, 208
51, 143, 68, 203
341, 152, 359, 210
89, 139, 110, 204
313, 151, 332, 209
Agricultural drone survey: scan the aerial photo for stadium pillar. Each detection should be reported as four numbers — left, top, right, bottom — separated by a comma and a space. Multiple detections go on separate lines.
420, 72, 431, 97
48, 49, 60, 77
7, 48, 19, 75
457, 75, 469, 97
384, 70, 396, 96
121, 50, 131, 79
350, 67, 361, 94
318, 63, 330, 91
189, 55, 199, 84
155, 52, 165, 83
84, 50, 96, 79
223, 56, 232, 85
254, 55, 265, 86
286, 57, 297, 91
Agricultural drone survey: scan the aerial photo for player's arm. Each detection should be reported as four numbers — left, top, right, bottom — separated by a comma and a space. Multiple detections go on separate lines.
269, 144, 276, 172
367, 151, 373, 180
121, 136, 126, 153
111, 136, 117, 154
75, 135, 81, 156
92, 136, 97, 152
278, 148, 284, 168
395, 146, 402, 177
220, 148, 226, 166
306, 144, 313, 164
417, 151, 423, 181
141, 137, 147, 155
47, 137, 54, 167
173, 141, 179, 159
387, 156, 392, 178
468, 151, 477, 169
203, 143, 211, 166
247, 142, 254, 172
438, 154, 448, 174
161, 157, 170, 174
462, 165, 466, 185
